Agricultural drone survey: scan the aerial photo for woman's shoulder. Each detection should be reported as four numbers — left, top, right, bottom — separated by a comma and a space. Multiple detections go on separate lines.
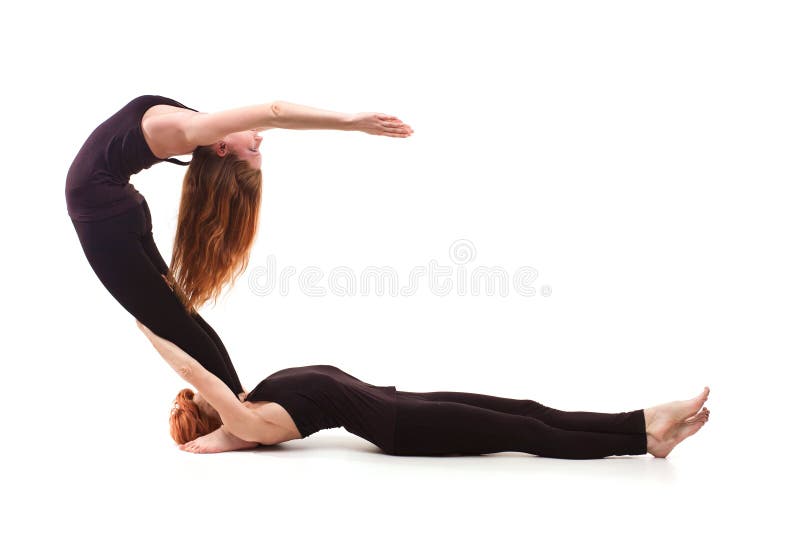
242, 400, 303, 443
140, 99, 199, 159
133, 94, 198, 111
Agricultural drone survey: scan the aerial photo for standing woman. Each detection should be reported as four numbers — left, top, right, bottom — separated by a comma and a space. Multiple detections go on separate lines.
66, 95, 414, 395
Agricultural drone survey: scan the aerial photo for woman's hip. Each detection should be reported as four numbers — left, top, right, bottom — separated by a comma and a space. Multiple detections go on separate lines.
70, 199, 153, 251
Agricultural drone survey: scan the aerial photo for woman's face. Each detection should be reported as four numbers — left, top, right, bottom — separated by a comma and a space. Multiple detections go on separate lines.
218, 130, 262, 169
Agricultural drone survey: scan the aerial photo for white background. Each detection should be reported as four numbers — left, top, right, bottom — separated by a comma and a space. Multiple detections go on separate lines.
2, 0, 797, 532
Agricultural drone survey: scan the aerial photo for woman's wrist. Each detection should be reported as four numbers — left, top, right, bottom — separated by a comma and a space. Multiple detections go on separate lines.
342, 113, 358, 131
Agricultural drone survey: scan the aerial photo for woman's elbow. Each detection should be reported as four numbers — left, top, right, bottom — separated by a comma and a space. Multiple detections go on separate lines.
266, 100, 285, 128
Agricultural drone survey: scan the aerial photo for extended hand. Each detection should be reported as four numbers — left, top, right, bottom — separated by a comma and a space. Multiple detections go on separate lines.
351, 112, 414, 138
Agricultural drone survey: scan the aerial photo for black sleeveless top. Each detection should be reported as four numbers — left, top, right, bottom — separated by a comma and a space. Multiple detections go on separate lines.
65, 95, 197, 222
246, 364, 398, 454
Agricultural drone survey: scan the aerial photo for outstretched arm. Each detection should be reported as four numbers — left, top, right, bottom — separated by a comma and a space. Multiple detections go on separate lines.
150, 100, 414, 151
265, 101, 414, 138
136, 320, 263, 443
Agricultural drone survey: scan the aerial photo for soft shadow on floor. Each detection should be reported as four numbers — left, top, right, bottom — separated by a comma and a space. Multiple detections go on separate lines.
232, 435, 677, 482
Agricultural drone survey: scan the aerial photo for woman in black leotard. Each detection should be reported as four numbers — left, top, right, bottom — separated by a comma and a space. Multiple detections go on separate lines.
65, 96, 413, 396
139, 321, 711, 459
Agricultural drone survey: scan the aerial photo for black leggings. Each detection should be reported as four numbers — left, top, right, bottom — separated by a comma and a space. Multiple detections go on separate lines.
391, 390, 647, 459
70, 199, 243, 394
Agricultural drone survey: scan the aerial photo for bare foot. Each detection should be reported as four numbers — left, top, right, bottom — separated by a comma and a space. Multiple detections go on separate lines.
179, 427, 259, 454
647, 407, 710, 458
644, 386, 710, 441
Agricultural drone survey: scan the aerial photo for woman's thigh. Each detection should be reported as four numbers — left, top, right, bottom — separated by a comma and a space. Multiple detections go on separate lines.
71, 205, 242, 392
136, 210, 242, 392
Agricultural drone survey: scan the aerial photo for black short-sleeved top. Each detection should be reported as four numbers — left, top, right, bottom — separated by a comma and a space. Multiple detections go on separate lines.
65, 95, 197, 222
246, 364, 398, 454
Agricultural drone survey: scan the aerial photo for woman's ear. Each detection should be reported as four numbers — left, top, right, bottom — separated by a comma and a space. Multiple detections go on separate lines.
214, 141, 228, 157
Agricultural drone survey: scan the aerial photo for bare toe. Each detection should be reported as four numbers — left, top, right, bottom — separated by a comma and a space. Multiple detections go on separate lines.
685, 407, 709, 424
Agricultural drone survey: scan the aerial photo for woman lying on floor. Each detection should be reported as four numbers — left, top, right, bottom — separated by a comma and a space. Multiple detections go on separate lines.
138, 320, 710, 459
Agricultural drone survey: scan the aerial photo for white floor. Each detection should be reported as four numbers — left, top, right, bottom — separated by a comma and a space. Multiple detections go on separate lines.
5, 402, 793, 533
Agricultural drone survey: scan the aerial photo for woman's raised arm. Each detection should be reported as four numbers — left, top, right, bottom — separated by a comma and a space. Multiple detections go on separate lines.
136, 320, 263, 442
156, 100, 413, 150
265, 101, 413, 138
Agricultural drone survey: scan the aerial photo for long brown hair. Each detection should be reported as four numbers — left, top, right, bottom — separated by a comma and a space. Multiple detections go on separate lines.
168, 145, 262, 313
169, 388, 223, 444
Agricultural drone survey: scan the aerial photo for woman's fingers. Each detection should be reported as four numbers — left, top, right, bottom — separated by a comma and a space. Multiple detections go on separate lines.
383, 127, 411, 135
354, 112, 414, 137
377, 114, 412, 129
378, 120, 413, 137
380, 118, 409, 127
